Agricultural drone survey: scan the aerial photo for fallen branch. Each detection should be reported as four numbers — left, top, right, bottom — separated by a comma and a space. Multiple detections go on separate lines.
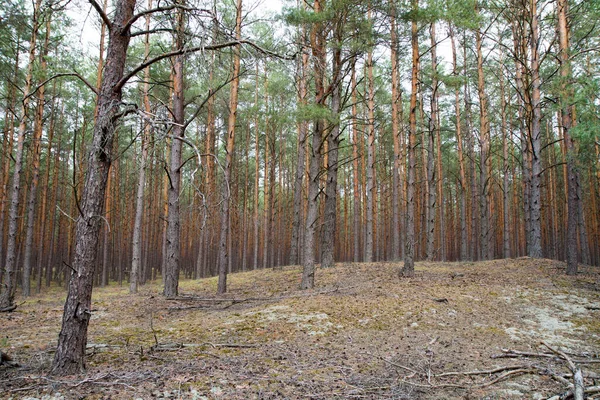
542, 342, 585, 400
436, 364, 531, 378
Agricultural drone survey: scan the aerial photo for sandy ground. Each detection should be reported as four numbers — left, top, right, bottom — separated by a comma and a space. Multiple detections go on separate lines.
1, 258, 599, 399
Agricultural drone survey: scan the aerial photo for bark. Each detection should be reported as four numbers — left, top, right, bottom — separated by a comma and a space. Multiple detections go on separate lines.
217, 0, 242, 293
557, 0, 578, 274
301, 0, 325, 289
36, 81, 57, 293
432, 22, 445, 261
500, 51, 511, 259
475, 7, 492, 260
426, 23, 438, 262
320, 44, 342, 269
262, 71, 270, 269
290, 14, 309, 266
0, 39, 20, 279
449, 26, 467, 261
0, 0, 42, 311
390, 5, 401, 261
528, 0, 542, 258
365, 11, 375, 263
22, 10, 51, 297
401, 0, 418, 278
163, 4, 186, 298
253, 64, 260, 270
130, 0, 152, 294
51, 0, 137, 374
351, 64, 361, 262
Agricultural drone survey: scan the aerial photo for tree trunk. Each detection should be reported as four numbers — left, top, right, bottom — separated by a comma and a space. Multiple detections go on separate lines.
528, 0, 543, 258
351, 64, 361, 263
449, 26, 467, 261
217, 0, 242, 293
321, 45, 342, 269
365, 17, 375, 263
390, 5, 401, 261
253, 64, 260, 270
290, 15, 309, 266
401, 0, 418, 278
22, 10, 51, 297
557, 0, 578, 274
475, 6, 491, 260
163, 4, 186, 298
499, 50, 511, 259
51, 0, 137, 374
130, 0, 152, 294
301, 0, 325, 289
0, 0, 42, 311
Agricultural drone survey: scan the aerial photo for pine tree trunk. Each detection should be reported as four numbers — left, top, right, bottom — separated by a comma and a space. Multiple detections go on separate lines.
528, 0, 543, 258
217, 0, 242, 293
321, 45, 342, 269
130, 0, 152, 294
301, 0, 324, 289
163, 4, 186, 298
22, 10, 51, 297
475, 8, 491, 260
449, 26, 467, 261
351, 64, 361, 263
390, 6, 401, 261
0, 0, 42, 311
401, 0, 418, 278
290, 18, 309, 266
365, 19, 375, 263
51, 0, 137, 374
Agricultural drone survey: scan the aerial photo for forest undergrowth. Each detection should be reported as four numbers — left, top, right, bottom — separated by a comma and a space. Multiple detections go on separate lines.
1, 258, 600, 399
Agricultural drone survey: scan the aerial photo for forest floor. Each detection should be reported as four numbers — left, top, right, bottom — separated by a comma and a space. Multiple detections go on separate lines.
1, 258, 600, 399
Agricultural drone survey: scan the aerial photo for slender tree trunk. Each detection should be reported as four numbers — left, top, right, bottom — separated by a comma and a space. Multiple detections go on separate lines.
401, 0, 418, 278
217, 0, 242, 293
499, 51, 511, 259
365, 14, 375, 263
351, 64, 361, 262
528, 0, 543, 258
475, 6, 492, 260
130, 0, 153, 294
390, 5, 401, 261
36, 82, 58, 293
22, 10, 51, 297
253, 65, 260, 270
321, 44, 342, 269
301, 0, 325, 289
290, 16, 309, 266
0, 0, 42, 311
557, 0, 578, 274
426, 23, 438, 262
263, 71, 270, 269
163, 4, 186, 298
449, 26, 467, 261
432, 22, 445, 261
0, 38, 20, 278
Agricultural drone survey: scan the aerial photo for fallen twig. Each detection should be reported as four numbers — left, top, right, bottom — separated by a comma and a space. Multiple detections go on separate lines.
436, 364, 531, 378
542, 342, 585, 400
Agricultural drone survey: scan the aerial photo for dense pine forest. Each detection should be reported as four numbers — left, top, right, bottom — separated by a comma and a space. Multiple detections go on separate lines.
0, 0, 599, 378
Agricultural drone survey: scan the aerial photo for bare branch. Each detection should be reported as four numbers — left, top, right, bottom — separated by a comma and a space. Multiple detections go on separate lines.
116, 40, 294, 91
125, 5, 204, 31
25, 72, 98, 101
87, 0, 112, 30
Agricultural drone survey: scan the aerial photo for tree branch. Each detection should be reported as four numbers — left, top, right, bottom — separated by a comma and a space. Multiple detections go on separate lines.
88, 0, 112, 30
115, 40, 294, 91
25, 72, 98, 101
